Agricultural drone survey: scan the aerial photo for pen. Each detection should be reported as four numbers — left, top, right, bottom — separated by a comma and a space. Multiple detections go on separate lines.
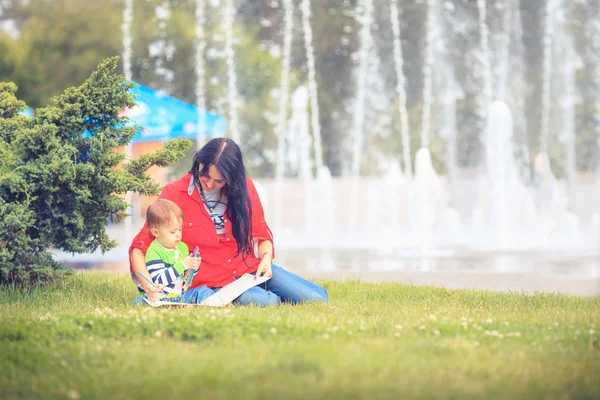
138, 271, 166, 294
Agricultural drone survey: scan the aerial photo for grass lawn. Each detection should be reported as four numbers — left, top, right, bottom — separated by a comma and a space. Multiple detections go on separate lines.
0, 272, 598, 400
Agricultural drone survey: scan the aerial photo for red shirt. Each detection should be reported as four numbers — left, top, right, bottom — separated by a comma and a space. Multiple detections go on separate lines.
129, 173, 274, 288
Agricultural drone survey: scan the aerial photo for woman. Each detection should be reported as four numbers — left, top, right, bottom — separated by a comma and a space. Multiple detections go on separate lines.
129, 137, 329, 307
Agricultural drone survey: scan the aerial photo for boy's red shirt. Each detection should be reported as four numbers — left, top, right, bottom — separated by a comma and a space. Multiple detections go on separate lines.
129, 174, 274, 289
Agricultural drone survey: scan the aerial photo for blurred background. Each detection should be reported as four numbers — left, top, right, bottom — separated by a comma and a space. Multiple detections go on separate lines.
1, 0, 598, 290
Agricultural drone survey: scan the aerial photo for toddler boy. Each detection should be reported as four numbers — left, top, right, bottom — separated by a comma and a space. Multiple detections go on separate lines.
133, 199, 200, 300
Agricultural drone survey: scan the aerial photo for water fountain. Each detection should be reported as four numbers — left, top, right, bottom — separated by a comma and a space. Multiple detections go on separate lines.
540, 0, 557, 154
411, 148, 442, 254
477, 0, 493, 111
82, 0, 599, 282
300, 0, 323, 173
508, 0, 530, 175
555, 9, 582, 205
494, 0, 512, 101
150, 2, 175, 89
402, 0, 447, 257
286, 86, 314, 236
349, 0, 375, 230
592, 15, 600, 173
269, 0, 596, 262
531, 152, 560, 246
382, 160, 405, 230
389, 0, 412, 178
315, 165, 336, 244
121, 0, 134, 242
350, 0, 374, 179
420, 0, 436, 150
224, 0, 240, 143
194, 0, 207, 149
274, 0, 295, 230
432, 0, 463, 189
438, 73, 462, 188
367, 159, 409, 255
121, 0, 133, 83
484, 100, 533, 249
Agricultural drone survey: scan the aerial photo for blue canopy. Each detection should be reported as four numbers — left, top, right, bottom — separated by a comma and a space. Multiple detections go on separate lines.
20, 107, 35, 117
123, 83, 227, 143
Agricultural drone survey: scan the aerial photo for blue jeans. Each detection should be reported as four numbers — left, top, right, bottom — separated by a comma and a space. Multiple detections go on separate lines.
133, 265, 328, 307
232, 264, 329, 307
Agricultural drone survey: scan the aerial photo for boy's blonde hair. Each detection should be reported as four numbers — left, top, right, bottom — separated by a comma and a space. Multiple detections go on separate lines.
146, 199, 184, 231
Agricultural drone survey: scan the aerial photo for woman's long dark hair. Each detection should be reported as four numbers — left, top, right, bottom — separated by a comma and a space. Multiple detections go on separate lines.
190, 138, 252, 257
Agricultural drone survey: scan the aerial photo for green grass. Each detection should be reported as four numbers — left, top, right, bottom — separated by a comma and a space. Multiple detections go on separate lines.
0, 272, 598, 400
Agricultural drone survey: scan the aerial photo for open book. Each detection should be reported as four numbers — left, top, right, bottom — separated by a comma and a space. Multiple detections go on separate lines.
143, 273, 271, 308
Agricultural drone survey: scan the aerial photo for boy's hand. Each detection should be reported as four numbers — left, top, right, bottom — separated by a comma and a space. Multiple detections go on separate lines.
183, 255, 201, 270
143, 282, 165, 303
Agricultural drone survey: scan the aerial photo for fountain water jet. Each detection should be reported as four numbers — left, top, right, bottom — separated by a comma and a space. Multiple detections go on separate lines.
350, 0, 374, 179
431, 0, 462, 189
485, 100, 536, 249
555, 8, 583, 204
121, 0, 133, 82
389, 0, 412, 177
540, 0, 557, 154
194, 0, 207, 149
411, 148, 442, 254
274, 0, 295, 230
438, 72, 462, 189
151, 2, 175, 88
349, 0, 375, 230
420, 0, 436, 150
316, 165, 336, 243
301, 0, 323, 173
495, 0, 512, 101
287, 86, 314, 235
477, 0, 493, 110
224, 0, 240, 143
122, 0, 134, 240
509, 0, 530, 174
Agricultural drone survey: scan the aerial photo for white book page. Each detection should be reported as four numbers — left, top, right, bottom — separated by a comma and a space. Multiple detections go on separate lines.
142, 297, 181, 307
199, 273, 270, 307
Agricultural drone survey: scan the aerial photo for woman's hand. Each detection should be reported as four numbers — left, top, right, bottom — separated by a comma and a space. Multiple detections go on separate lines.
255, 253, 273, 279
183, 255, 202, 270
